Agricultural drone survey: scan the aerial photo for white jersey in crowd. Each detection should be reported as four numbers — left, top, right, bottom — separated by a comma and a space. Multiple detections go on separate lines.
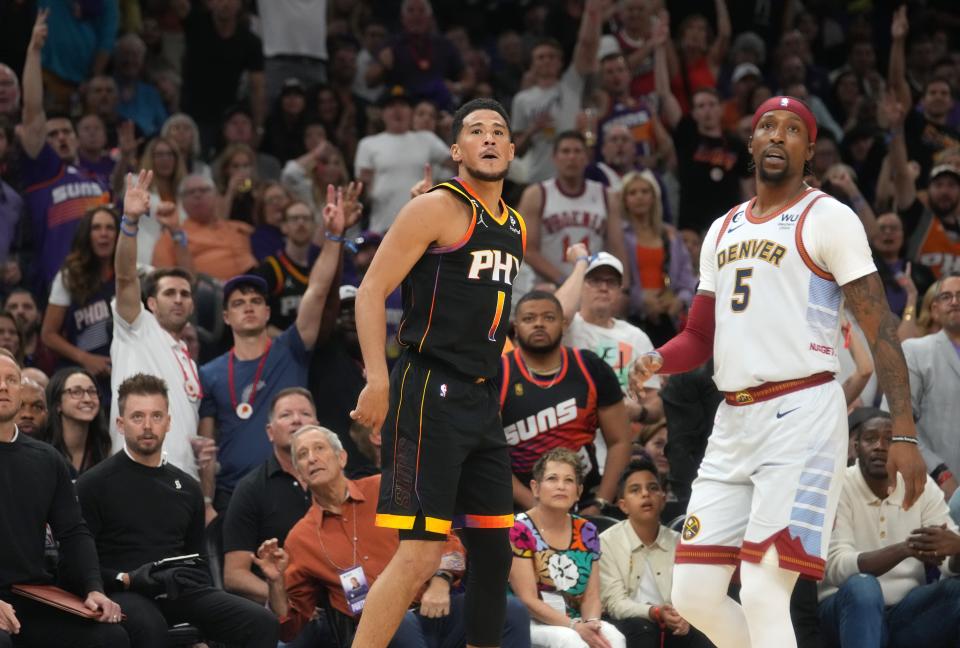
699, 187, 876, 392
539, 177, 608, 278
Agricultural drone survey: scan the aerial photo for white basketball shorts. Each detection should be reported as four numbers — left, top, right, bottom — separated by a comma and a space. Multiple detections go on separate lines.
675, 379, 848, 579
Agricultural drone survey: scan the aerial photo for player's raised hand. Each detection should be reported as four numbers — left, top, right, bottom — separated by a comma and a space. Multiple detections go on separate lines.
887, 428, 926, 510
123, 170, 154, 222
628, 351, 663, 399
410, 163, 433, 199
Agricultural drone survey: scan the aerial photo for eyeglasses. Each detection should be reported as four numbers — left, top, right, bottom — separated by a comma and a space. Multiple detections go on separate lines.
585, 275, 622, 288
935, 291, 960, 304
64, 386, 99, 400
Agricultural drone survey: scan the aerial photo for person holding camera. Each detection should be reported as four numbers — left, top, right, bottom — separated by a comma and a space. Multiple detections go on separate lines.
76, 373, 277, 648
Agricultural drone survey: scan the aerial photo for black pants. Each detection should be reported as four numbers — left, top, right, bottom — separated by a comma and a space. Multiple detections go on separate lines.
0, 593, 130, 648
609, 617, 715, 648
112, 587, 278, 648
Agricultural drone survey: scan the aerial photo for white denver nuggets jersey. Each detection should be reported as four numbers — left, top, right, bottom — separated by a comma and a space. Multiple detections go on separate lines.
700, 187, 876, 392
540, 178, 608, 276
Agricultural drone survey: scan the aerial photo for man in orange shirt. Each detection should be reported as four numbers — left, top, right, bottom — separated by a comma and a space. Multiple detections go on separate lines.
151, 174, 256, 280
254, 425, 531, 647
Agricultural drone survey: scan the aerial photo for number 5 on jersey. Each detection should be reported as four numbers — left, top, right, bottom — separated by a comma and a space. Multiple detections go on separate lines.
731, 268, 753, 312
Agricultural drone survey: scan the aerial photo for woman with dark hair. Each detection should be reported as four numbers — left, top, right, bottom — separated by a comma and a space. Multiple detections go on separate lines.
0, 310, 24, 365
40, 206, 118, 395
215, 142, 259, 226
667, 0, 732, 114
314, 84, 360, 166
45, 366, 112, 477
250, 180, 292, 260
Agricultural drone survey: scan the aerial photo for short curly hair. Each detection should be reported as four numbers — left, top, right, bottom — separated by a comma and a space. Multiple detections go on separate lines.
531, 447, 584, 486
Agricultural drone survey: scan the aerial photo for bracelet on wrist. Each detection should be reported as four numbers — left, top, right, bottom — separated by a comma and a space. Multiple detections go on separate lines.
120, 216, 139, 237
433, 570, 454, 584
891, 435, 919, 445
325, 231, 359, 253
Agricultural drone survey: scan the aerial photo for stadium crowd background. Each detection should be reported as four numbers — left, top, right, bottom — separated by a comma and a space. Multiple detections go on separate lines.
0, 0, 959, 647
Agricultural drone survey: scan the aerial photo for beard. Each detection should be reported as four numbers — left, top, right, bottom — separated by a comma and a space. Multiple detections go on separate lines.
517, 331, 562, 355
930, 195, 959, 218
463, 161, 510, 182
756, 157, 793, 185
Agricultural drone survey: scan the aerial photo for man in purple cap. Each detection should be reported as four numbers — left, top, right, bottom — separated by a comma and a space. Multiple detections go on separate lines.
197, 185, 359, 522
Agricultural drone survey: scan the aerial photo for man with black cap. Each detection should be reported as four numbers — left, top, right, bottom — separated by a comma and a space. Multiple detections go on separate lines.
819, 407, 960, 648
904, 165, 960, 279
197, 184, 359, 520
355, 85, 451, 234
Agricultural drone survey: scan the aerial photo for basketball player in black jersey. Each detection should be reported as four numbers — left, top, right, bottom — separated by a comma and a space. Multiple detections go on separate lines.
350, 98, 525, 648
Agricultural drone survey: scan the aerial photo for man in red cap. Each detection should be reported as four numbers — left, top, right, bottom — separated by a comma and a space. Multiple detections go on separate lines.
630, 96, 926, 648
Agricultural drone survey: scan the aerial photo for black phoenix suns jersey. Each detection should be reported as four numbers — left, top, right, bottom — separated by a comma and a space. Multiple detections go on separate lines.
396, 178, 526, 379
498, 346, 623, 475
255, 250, 313, 331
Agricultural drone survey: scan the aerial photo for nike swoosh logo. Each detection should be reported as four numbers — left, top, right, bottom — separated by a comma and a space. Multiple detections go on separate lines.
776, 407, 800, 419
727, 223, 745, 233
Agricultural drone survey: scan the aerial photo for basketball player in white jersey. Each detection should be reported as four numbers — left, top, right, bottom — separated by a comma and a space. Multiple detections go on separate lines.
518, 130, 629, 285
629, 96, 926, 648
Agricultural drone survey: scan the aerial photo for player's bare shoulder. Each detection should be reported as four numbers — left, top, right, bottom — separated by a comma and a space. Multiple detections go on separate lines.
395, 185, 475, 248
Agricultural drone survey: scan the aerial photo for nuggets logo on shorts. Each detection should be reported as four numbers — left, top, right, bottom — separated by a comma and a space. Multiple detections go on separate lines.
682, 515, 701, 541
440, 384, 447, 398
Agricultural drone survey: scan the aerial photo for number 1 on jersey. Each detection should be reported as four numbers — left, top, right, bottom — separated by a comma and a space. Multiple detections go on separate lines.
488, 290, 506, 341
731, 268, 753, 312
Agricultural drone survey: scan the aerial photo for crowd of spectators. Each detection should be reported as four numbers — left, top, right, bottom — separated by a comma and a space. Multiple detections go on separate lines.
1, 0, 960, 647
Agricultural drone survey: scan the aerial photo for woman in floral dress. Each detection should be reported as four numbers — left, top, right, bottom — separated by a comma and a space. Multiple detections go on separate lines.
509, 447, 627, 648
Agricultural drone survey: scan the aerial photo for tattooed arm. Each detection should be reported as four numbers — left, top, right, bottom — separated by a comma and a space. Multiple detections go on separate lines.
842, 272, 926, 508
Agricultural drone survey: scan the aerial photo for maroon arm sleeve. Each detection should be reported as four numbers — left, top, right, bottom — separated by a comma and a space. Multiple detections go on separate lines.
657, 293, 716, 375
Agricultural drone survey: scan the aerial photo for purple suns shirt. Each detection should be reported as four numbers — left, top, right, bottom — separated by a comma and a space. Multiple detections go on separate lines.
21, 144, 110, 292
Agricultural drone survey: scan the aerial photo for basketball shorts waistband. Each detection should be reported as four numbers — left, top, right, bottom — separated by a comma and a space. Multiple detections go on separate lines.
724, 372, 835, 406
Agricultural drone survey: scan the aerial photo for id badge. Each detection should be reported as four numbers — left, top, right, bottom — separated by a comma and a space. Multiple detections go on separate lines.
339, 566, 369, 616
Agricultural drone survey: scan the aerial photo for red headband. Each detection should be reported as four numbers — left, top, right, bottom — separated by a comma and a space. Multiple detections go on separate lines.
751, 96, 817, 142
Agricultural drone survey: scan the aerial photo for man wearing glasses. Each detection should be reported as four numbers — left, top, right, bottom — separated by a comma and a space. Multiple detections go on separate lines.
901, 273, 960, 509
559, 252, 663, 437
151, 174, 257, 281
253, 201, 319, 337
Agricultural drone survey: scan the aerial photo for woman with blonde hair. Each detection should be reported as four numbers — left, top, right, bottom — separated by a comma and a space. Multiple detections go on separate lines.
620, 170, 697, 345
122, 136, 188, 264
281, 140, 351, 213
161, 112, 211, 179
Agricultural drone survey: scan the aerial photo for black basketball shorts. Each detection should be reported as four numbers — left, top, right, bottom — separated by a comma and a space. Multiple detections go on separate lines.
376, 351, 514, 540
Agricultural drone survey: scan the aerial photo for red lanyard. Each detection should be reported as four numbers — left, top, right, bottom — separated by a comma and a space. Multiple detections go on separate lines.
173, 341, 203, 400
227, 341, 272, 412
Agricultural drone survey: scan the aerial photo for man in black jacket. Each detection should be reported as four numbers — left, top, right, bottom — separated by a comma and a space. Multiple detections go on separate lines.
0, 349, 127, 648
76, 373, 278, 648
